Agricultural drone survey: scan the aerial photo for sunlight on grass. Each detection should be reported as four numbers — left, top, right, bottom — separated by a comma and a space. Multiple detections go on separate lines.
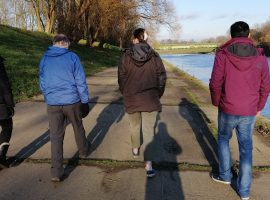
0, 25, 121, 102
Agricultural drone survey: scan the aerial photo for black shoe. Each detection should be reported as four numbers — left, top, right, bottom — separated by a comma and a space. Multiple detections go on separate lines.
0, 158, 9, 169
146, 169, 156, 178
0, 143, 9, 169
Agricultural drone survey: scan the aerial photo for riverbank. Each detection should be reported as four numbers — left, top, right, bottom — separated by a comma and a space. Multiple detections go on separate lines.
161, 53, 270, 133
167, 58, 270, 138
156, 47, 215, 54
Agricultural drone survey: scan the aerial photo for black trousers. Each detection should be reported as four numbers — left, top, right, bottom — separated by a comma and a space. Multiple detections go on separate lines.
0, 118, 12, 145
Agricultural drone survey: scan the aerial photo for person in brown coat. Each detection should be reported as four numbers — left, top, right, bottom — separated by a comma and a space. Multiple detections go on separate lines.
118, 28, 167, 177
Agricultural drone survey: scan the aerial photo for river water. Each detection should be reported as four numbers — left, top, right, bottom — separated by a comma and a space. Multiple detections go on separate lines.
161, 54, 270, 118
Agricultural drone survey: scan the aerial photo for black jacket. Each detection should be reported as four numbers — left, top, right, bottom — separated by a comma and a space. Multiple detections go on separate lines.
0, 56, 14, 119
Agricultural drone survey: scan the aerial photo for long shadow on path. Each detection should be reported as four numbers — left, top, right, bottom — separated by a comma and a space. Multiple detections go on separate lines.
9, 97, 99, 167
9, 130, 50, 166
63, 98, 124, 179
145, 121, 185, 200
179, 98, 218, 171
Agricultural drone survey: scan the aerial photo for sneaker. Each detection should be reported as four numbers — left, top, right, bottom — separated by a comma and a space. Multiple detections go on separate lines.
132, 148, 140, 158
211, 174, 231, 184
241, 197, 249, 200
146, 169, 156, 178
51, 177, 61, 182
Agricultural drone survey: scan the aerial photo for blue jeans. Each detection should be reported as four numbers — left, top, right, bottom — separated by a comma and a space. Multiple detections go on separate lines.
218, 111, 256, 197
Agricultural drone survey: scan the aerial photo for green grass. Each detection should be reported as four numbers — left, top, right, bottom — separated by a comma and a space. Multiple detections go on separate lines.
25, 158, 270, 173
0, 25, 121, 102
156, 47, 216, 55
156, 43, 217, 54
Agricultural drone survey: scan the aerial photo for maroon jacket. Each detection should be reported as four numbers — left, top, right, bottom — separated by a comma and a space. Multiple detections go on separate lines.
118, 43, 167, 114
209, 37, 270, 116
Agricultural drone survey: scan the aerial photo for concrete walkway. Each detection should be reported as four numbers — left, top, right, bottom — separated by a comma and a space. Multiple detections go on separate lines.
1, 66, 270, 200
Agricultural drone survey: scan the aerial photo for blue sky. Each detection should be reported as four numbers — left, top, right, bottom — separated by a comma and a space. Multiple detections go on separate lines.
157, 0, 270, 41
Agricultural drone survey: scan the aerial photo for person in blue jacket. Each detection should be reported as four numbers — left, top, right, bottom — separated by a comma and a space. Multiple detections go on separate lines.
39, 34, 91, 181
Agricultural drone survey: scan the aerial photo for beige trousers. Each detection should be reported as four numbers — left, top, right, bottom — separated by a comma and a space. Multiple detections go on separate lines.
128, 111, 158, 160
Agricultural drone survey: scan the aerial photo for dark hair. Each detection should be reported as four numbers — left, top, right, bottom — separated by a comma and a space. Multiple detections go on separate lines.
53, 34, 70, 45
133, 28, 145, 43
230, 21, 250, 38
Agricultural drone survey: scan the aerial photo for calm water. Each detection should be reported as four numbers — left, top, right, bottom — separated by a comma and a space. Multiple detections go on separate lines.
161, 54, 270, 118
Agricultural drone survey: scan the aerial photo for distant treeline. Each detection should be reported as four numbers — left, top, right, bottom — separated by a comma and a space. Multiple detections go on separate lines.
258, 43, 270, 57
156, 43, 218, 50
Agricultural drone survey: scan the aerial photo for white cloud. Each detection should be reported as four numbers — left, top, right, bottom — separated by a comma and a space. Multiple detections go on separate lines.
180, 13, 200, 20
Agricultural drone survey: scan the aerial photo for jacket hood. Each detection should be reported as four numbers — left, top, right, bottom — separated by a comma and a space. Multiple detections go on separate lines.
44, 46, 70, 57
219, 37, 260, 71
125, 43, 154, 66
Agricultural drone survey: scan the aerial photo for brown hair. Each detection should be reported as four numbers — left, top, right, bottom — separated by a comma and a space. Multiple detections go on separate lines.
133, 28, 146, 43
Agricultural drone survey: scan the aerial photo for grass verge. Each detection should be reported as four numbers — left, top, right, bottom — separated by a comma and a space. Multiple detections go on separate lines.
0, 25, 121, 102
156, 47, 216, 55
24, 158, 270, 173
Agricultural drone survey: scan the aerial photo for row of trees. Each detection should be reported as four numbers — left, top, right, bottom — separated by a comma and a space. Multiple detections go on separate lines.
251, 19, 270, 44
0, 0, 179, 47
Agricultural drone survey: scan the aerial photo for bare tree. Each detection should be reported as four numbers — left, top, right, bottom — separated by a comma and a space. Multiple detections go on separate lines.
0, 0, 10, 25
1, 0, 180, 47
26, 0, 56, 33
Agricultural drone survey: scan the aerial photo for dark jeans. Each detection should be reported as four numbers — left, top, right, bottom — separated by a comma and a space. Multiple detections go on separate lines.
0, 118, 13, 157
47, 102, 89, 178
218, 111, 256, 198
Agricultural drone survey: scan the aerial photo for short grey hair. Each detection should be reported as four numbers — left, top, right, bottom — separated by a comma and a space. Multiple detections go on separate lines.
53, 34, 70, 45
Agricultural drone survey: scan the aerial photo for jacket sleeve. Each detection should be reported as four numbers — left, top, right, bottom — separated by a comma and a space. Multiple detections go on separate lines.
0, 58, 14, 107
209, 51, 225, 106
118, 54, 127, 94
155, 56, 167, 97
73, 54, 89, 103
257, 57, 270, 111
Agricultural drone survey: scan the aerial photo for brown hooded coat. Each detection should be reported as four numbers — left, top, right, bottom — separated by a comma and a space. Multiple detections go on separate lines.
118, 43, 167, 114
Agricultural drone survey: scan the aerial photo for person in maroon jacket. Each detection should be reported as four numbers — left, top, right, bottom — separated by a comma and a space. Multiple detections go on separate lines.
118, 28, 167, 177
209, 21, 270, 200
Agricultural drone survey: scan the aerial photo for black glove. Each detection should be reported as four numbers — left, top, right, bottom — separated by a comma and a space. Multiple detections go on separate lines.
80, 103, 90, 118
0, 105, 14, 120
8, 107, 14, 117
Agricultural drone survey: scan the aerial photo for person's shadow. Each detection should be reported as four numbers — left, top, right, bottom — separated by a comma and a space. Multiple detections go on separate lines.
63, 97, 124, 179
178, 98, 218, 172
9, 97, 100, 167
144, 120, 185, 200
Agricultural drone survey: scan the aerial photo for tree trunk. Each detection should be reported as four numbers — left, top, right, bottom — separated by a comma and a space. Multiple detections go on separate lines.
119, 37, 123, 48
29, 0, 45, 32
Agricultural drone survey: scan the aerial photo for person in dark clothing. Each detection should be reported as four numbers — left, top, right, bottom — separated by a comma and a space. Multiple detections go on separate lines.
0, 56, 15, 169
210, 21, 270, 200
118, 28, 167, 177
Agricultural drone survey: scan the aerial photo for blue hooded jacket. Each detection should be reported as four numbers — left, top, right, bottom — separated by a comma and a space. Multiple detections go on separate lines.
39, 46, 89, 105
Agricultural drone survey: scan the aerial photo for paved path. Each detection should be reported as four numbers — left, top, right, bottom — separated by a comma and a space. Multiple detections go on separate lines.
1, 66, 270, 200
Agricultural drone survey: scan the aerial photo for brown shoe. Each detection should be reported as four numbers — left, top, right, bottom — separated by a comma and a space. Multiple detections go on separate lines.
79, 142, 92, 159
